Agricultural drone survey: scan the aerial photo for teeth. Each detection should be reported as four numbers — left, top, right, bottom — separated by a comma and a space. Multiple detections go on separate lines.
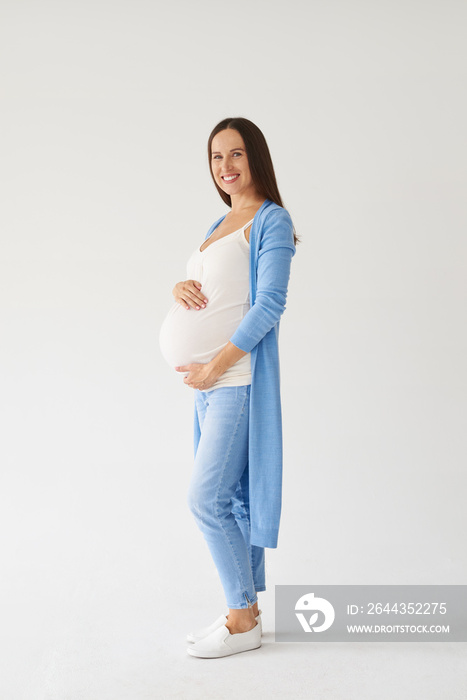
223, 175, 239, 181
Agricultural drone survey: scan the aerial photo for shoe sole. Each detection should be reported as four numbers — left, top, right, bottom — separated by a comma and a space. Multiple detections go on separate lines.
187, 641, 262, 658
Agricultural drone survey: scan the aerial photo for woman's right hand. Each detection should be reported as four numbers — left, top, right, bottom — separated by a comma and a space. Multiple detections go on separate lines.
172, 280, 208, 310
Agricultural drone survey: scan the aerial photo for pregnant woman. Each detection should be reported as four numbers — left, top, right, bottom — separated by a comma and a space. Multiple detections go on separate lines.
159, 117, 298, 658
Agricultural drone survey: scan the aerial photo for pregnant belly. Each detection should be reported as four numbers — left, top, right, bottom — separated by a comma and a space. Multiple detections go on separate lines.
159, 301, 246, 369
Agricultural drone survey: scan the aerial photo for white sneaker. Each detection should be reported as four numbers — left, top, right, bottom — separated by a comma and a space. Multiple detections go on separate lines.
187, 620, 261, 658
186, 610, 262, 644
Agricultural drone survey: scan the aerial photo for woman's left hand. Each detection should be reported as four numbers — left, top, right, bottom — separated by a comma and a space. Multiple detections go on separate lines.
175, 362, 217, 390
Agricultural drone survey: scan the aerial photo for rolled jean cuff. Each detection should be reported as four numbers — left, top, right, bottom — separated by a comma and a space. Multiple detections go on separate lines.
227, 591, 258, 609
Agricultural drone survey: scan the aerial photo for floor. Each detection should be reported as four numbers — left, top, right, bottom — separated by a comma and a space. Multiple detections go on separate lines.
4, 583, 466, 700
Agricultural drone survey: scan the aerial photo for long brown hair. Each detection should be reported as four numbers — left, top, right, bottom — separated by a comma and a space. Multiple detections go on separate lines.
207, 117, 299, 246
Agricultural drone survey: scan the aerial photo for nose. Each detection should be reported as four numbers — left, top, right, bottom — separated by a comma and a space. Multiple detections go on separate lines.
222, 156, 235, 173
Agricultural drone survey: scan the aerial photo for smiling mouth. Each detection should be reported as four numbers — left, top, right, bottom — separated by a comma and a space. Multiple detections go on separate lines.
222, 174, 240, 183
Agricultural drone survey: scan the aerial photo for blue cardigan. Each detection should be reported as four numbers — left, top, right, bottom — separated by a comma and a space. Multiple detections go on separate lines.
193, 199, 296, 548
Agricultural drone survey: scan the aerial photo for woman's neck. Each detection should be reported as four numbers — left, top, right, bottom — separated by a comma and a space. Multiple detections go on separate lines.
229, 191, 266, 217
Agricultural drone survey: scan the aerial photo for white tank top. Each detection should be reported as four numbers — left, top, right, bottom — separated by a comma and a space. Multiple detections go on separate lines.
159, 219, 253, 391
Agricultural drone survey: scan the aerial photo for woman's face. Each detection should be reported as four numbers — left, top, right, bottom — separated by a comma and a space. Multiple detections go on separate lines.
210, 129, 256, 198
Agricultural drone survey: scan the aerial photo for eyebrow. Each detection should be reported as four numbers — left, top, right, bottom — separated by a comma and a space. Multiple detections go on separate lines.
211, 148, 245, 154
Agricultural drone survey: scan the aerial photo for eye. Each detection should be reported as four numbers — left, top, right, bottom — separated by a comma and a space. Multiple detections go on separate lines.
212, 154, 222, 160
233, 152, 242, 157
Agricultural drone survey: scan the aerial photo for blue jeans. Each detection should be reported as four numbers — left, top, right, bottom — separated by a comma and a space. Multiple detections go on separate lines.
187, 385, 266, 609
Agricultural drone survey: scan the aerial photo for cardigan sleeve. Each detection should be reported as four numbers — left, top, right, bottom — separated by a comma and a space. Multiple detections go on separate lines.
229, 208, 296, 354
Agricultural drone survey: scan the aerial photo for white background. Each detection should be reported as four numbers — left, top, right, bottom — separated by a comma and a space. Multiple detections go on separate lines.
1, 1, 466, 698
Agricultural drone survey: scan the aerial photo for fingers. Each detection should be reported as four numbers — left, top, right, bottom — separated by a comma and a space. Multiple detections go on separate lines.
173, 280, 208, 310
182, 372, 192, 387
185, 280, 208, 309
176, 368, 207, 390
183, 294, 204, 310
